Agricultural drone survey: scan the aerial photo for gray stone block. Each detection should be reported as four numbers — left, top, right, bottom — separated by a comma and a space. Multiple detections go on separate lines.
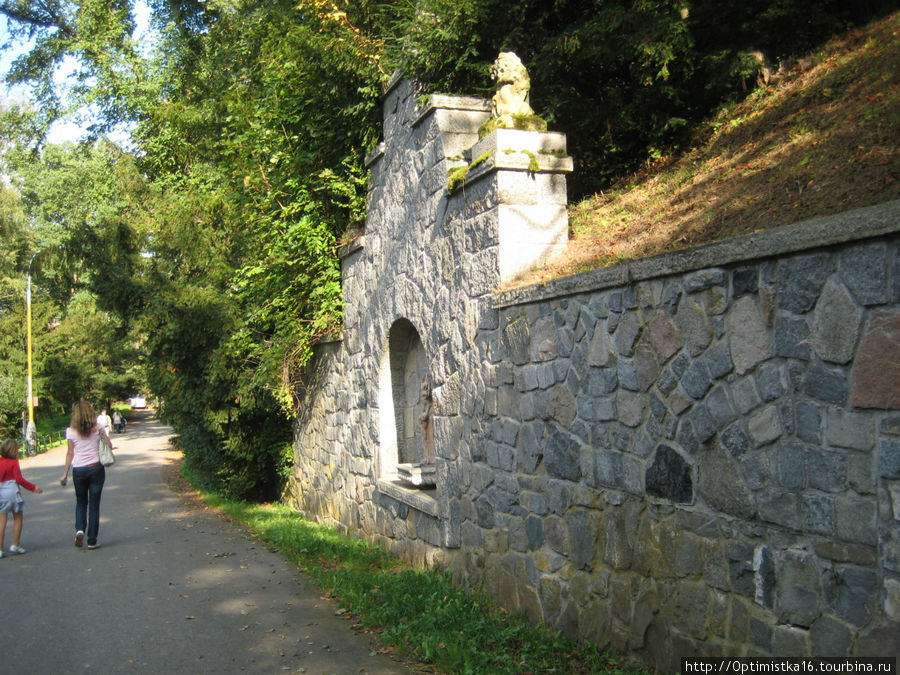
776, 441, 806, 489
726, 540, 756, 598
777, 252, 832, 314
850, 309, 900, 409
748, 405, 783, 447
676, 419, 699, 454
618, 358, 639, 391
732, 376, 762, 414
677, 298, 714, 356
567, 510, 597, 570
544, 428, 582, 481
802, 362, 848, 404
812, 278, 863, 364
803, 493, 835, 535
706, 385, 737, 426
595, 450, 624, 488
756, 362, 785, 402
614, 313, 641, 356
703, 340, 734, 380
682, 361, 712, 400
879, 436, 900, 479
809, 615, 853, 657
688, 403, 718, 443
758, 490, 802, 530
728, 296, 773, 374
648, 312, 683, 363
775, 316, 812, 359
807, 450, 847, 492
838, 242, 889, 305
617, 389, 645, 428
646, 444, 693, 504
697, 450, 755, 518
650, 393, 667, 421
525, 515, 544, 550
894, 244, 900, 302
776, 549, 823, 628
830, 566, 880, 627
772, 624, 810, 657
721, 423, 751, 457
749, 616, 773, 651
796, 401, 822, 444
733, 267, 759, 299
633, 342, 661, 391
834, 495, 877, 546
657, 368, 678, 395
685, 268, 727, 293
826, 409, 876, 451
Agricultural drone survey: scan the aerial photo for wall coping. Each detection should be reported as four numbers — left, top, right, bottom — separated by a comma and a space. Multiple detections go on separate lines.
412, 94, 491, 128
496, 199, 900, 308
376, 478, 439, 517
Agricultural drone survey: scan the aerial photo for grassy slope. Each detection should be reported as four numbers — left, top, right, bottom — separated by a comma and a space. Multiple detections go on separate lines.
508, 11, 899, 288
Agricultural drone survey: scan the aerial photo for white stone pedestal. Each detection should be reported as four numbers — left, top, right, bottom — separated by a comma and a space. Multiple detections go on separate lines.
463, 128, 574, 283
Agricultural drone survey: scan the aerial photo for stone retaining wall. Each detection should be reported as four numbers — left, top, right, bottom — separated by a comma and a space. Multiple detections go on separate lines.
284, 76, 900, 670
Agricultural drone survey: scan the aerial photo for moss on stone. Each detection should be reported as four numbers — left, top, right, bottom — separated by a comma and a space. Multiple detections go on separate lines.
447, 150, 494, 191
478, 113, 549, 139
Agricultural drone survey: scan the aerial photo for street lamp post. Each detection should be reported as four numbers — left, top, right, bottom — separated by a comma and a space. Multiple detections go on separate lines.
25, 253, 37, 453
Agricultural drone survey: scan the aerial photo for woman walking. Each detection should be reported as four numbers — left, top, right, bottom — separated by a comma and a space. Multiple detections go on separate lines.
59, 401, 113, 549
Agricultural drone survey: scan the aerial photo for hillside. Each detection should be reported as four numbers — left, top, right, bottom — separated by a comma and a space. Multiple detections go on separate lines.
507, 11, 899, 288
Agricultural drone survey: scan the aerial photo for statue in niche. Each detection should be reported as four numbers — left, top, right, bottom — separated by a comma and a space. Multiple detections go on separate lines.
484, 52, 548, 134
396, 374, 436, 487
419, 376, 435, 466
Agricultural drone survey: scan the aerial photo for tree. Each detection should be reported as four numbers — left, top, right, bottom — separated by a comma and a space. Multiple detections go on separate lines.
0, 183, 31, 434
1, 137, 143, 423
387, 0, 895, 195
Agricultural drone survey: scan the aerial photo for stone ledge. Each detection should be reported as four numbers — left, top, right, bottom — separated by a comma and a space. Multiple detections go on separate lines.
413, 94, 491, 128
377, 478, 439, 517
364, 142, 385, 168
496, 200, 900, 308
462, 129, 574, 187
338, 234, 365, 259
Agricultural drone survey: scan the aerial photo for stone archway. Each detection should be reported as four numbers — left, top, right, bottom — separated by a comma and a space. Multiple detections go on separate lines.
378, 319, 429, 480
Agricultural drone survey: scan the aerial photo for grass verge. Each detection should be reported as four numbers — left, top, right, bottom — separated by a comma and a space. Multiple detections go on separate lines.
175, 470, 645, 674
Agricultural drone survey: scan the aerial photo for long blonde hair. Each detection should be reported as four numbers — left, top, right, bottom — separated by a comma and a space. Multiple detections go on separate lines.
70, 400, 97, 437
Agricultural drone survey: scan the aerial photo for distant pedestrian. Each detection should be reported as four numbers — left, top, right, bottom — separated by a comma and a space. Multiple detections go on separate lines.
25, 419, 36, 456
112, 410, 125, 433
97, 408, 113, 437
60, 401, 113, 550
0, 438, 43, 558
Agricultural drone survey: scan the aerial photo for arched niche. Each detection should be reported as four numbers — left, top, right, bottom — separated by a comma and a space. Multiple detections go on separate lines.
378, 318, 432, 484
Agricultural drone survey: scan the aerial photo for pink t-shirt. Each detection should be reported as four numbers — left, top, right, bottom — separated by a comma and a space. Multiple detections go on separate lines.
65, 425, 101, 467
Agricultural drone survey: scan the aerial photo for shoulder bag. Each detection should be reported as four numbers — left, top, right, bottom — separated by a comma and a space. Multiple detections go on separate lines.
99, 434, 115, 467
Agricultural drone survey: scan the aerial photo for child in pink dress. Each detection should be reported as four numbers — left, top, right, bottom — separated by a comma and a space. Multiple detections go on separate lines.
0, 439, 43, 557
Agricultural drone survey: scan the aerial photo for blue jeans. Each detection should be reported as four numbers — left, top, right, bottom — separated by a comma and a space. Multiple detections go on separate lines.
72, 464, 105, 546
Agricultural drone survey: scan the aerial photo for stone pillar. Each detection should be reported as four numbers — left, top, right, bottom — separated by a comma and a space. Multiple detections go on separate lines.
459, 128, 574, 283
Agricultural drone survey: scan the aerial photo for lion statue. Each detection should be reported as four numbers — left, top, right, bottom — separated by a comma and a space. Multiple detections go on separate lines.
490, 52, 535, 125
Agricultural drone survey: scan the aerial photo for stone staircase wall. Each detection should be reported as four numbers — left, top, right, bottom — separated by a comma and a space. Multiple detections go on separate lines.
284, 74, 900, 670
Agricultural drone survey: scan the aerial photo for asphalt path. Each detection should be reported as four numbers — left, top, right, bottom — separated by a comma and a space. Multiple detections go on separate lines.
0, 410, 414, 674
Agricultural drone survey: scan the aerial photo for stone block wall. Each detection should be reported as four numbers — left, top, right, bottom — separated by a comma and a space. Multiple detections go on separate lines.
284, 75, 900, 670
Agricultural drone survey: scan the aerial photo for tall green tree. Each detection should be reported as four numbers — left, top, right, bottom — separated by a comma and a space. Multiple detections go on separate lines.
0, 183, 31, 435
1, 134, 143, 422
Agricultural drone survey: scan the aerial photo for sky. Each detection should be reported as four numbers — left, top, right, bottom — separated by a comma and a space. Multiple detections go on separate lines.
0, 3, 153, 146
